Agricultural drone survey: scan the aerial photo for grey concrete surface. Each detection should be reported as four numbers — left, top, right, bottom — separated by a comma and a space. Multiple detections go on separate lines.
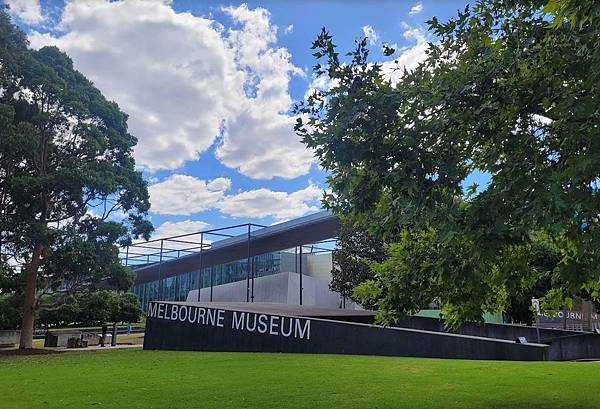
186, 272, 359, 310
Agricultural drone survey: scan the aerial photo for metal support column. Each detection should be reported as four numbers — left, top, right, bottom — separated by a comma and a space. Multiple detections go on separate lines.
157, 239, 164, 300
197, 233, 204, 302
125, 246, 129, 267
299, 245, 303, 306
209, 268, 213, 302
250, 255, 255, 302
246, 225, 251, 302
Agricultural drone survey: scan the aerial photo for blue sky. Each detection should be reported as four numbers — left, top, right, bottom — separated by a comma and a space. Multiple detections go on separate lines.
6, 0, 472, 241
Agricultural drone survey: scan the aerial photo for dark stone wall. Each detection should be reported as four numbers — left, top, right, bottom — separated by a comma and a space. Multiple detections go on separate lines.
395, 316, 600, 361
546, 333, 600, 361
395, 316, 580, 342
143, 302, 547, 361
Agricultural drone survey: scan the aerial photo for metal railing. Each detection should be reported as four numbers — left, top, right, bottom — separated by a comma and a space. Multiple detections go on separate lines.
121, 222, 337, 306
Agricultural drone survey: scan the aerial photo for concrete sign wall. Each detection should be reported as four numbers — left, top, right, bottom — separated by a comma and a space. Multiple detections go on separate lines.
143, 301, 548, 361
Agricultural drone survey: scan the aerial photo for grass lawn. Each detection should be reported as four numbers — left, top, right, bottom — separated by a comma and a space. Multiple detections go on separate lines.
0, 349, 598, 409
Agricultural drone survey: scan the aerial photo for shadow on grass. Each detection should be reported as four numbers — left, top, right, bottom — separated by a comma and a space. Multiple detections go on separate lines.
0, 348, 63, 356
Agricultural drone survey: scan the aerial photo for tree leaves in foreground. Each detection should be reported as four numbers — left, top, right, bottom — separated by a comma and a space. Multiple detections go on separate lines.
0, 9, 152, 346
296, 0, 600, 326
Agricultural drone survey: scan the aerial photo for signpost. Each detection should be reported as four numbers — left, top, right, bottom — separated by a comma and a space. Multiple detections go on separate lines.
531, 298, 541, 344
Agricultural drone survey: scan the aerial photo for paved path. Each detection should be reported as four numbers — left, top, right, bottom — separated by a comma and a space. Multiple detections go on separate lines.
57, 344, 143, 352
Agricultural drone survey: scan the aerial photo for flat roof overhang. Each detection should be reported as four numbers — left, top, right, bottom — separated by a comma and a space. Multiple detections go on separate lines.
133, 211, 340, 285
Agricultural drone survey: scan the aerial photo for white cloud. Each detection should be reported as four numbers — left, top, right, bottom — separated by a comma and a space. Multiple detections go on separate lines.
215, 5, 314, 179
217, 184, 323, 221
148, 174, 231, 216
216, 108, 314, 179
304, 74, 339, 101
29, 1, 313, 179
127, 220, 210, 259
284, 24, 293, 35
5, 0, 44, 24
147, 174, 323, 221
381, 27, 429, 83
409, 2, 423, 15
362, 25, 378, 45
153, 220, 209, 241
531, 114, 553, 125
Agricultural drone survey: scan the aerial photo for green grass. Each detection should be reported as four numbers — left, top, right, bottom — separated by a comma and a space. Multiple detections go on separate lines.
0, 349, 598, 409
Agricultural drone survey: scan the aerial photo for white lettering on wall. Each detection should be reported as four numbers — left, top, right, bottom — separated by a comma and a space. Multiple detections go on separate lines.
246, 314, 257, 332
217, 310, 225, 328
281, 317, 293, 337
258, 314, 268, 334
178, 306, 188, 322
170, 304, 179, 321
232, 311, 245, 330
269, 316, 279, 336
295, 319, 311, 340
188, 307, 198, 323
207, 309, 216, 326
147, 302, 313, 341
147, 302, 158, 318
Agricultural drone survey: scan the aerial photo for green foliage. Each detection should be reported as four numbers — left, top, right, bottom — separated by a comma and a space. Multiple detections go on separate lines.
38, 294, 80, 328
297, 0, 600, 326
39, 291, 142, 327
110, 292, 143, 324
77, 291, 112, 326
0, 9, 152, 344
76, 291, 142, 326
544, 0, 600, 29
0, 293, 21, 330
329, 220, 385, 304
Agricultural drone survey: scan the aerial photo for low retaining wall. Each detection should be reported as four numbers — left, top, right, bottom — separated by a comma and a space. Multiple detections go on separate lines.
546, 333, 600, 361
396, 316, 577, 342
144, 301, 547, 361
395, 316, 600, 360
0, 330, 20, 347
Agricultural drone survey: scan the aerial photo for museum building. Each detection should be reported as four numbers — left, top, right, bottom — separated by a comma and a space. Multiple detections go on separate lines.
124, 211, 351, 310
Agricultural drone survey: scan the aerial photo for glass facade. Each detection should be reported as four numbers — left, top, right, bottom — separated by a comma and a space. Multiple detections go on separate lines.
131, 252, 281, 309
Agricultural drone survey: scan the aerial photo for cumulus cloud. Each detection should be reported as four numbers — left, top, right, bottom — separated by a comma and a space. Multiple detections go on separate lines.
215, 5, 314, 179
147, 174, 323, 221
153, 220, 210, 241
409, 2, 423, 15
284, 24, 293, 34
29, 1, 314, 179
304, 74, 339, 101
362, 25, 378, 45
126, 220, 210, 259
5, 0, 44, 24
381, 27, 429, 83
148, 174, 232, 216
217, 184, 323, 221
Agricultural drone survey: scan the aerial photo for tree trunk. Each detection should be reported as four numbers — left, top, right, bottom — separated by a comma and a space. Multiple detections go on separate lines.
19, 241, 44, 349
19, 122, 50, 349
111, 322, 117, 346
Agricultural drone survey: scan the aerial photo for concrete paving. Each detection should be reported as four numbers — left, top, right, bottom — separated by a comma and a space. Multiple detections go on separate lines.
54, 344, 143, 352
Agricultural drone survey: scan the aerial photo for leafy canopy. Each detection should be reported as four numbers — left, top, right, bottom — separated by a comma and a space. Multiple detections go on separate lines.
0, 9, 152, 342
296, 0, 600, 325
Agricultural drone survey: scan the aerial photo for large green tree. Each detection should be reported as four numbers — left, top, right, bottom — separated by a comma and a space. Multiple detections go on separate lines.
0, 9, 152, 347
329, 220, 385, 306
296, 0, 600, 325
